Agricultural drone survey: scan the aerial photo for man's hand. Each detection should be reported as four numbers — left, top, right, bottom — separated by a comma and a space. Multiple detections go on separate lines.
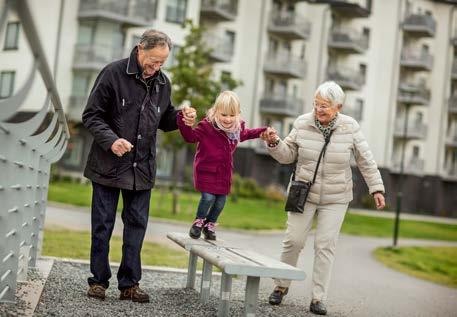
111, 138, 133, 157
182, 103, 197, 127
373, 192, 386, 210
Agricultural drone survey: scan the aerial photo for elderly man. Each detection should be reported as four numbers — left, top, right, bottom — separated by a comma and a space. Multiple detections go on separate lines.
82, 29, 195, 302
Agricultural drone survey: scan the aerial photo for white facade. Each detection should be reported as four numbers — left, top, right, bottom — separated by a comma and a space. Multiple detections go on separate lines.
1, 0, 457, 190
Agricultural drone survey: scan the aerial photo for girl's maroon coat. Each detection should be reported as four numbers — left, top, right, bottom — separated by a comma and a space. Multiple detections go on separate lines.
177, 112, 266, 195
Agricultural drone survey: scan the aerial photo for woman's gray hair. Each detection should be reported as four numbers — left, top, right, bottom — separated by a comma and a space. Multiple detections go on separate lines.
139, 29, 172, 50
314, 81, 345, 107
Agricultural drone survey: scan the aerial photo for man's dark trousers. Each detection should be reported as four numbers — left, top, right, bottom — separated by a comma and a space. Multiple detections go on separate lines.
87, 181, 151, 290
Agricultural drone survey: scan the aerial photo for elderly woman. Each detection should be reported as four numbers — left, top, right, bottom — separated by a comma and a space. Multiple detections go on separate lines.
265, 81, 385, 315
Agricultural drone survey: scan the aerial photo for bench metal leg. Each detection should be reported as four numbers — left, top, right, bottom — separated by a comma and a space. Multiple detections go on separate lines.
217, 272, 232, 317
200, 259, 212, 303
244, 276, 260, 317
186, 252, 198, 289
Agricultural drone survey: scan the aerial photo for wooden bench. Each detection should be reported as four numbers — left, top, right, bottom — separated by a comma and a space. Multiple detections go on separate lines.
167, 232, 306, 317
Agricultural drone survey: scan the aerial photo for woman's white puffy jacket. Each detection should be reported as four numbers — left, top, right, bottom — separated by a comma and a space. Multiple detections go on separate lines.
268, 112, 385, 205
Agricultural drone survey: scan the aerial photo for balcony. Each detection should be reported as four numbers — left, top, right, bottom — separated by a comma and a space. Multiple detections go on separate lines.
402, 13, 436, 37
400, 49, 433, 71
306, 0, 371, 17
449, 95, 457, 114
200, 0, 238, 21
446, 134, 457, 147
341, 106, 363, 121
397, 82, 430, 105
264, 53, 306, 79
67, 95, 88, 122
444, 166, 457, 180
78, 0, 156, 27
267, 11, 311, 40
205, 36, 234, 63
391, 158, 425, 174
259, 93, 303, 117
73, 43, 124, 71
393, 120, 427, 139
452, 59, 457, 80
328, 27, 369, 54
326, 66, 365, 91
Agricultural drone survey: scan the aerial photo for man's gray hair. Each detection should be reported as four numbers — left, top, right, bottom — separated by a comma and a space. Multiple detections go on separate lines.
139, 29, 172, 50
314, 81, 345, 107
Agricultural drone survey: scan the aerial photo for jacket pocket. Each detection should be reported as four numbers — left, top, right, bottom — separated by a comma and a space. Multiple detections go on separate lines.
197, 164, 218, 182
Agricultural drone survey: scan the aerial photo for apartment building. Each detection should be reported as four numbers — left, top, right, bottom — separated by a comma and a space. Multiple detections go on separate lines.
1, 0, 456, 216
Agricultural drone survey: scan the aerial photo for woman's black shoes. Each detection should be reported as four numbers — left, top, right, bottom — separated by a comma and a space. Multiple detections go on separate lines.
310, 300, 327, 315
268, 286, 288, 305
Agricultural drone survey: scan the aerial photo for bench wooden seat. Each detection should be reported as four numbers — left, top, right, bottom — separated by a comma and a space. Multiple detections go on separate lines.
167, 232, 306, 317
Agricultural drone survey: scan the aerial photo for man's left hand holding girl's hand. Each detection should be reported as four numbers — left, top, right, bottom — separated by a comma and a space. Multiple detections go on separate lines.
181, 102, 197, 126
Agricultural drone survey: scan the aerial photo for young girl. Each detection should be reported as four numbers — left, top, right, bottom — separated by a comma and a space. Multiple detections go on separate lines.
177, 91, 267, 240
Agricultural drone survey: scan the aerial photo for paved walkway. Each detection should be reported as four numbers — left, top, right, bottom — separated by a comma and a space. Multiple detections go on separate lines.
44, 203, 457, 317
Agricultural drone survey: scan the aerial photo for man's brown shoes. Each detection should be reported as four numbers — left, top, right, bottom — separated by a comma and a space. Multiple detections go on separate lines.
119, 284, 150, 303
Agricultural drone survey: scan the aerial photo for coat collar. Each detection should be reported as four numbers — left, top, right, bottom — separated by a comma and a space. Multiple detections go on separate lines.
304, 111, 343, 130
125, 46, 166, 85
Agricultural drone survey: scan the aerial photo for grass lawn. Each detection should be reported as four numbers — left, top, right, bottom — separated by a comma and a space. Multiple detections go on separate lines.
48, 181, 457, 241
374, 246, 457, 288
42, 228, 191, 268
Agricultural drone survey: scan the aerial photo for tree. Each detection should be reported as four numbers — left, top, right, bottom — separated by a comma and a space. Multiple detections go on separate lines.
162, 20, 241, 214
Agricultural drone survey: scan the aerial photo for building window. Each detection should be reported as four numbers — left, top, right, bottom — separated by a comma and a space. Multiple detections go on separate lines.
166, 0, 187, 24
62, 135, 84, 167
164, 45, 180, 69
0, 71, 15, 99
4, 22, 20, 50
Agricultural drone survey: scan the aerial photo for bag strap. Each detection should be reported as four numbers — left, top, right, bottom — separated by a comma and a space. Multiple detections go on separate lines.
292, 129, 334, 184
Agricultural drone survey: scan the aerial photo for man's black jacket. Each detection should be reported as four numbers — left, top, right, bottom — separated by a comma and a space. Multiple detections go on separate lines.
82, 47, 178, 190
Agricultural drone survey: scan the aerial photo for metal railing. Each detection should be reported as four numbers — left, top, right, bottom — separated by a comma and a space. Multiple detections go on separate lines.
391, 158, 425, 174
400, 49, 433, 70
0, 0, 69, 303
264, 52, 307, 79
449, 94, 457, 113
326, 66, 365, 90
259, 92, 303, 117
397, 82, 430, 105
402, 13, 436, 36
393, 120, 427, 139
200, 0, 238, 21
73, 43, 124, 70
268, 11, 311, 40
328, 27, 369, 53
452, 59, 457, 79
79, 0, 156, 25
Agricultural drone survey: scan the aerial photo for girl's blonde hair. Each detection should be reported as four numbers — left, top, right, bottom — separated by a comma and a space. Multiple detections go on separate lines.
206, 90, 241, 124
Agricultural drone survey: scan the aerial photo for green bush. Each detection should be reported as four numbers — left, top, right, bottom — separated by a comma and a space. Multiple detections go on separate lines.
231, 174, 265, 199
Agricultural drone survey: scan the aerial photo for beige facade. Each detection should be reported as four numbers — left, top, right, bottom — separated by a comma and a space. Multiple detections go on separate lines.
1, 0, 456, 214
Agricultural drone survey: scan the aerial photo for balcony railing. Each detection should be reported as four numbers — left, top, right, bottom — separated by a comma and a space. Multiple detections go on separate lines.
391, 158, 425, 174
328, 27, 369, 53
394, 120, 428, 139
73, 43, 124, 71
444, 166, 457, 180
326, 66, 365, 90
259, 93, 304, 117
67, 96, 88, 122
397, 82, 430, 105
267, 11, 311, 40
452, 59, 457, 80
205, 36, 234, 63
341, 106, 363, 121
402, 13, 436, 37
307, 0, 371, 17
449, 95, 457, 114
264, 53, 306, 79
200, 0, 238, 21
446, 133, 457, 147
400, 49, 433, 71
78, 0, 157, 26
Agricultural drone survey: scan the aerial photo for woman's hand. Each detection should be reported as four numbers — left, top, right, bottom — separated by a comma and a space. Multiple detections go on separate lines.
373, 192, 386, 210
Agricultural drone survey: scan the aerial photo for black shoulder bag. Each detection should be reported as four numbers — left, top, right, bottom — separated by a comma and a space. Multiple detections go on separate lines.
285, 130, 333, 213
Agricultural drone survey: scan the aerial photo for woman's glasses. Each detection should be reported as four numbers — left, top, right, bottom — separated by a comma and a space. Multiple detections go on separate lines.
313, 101, 333, 110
